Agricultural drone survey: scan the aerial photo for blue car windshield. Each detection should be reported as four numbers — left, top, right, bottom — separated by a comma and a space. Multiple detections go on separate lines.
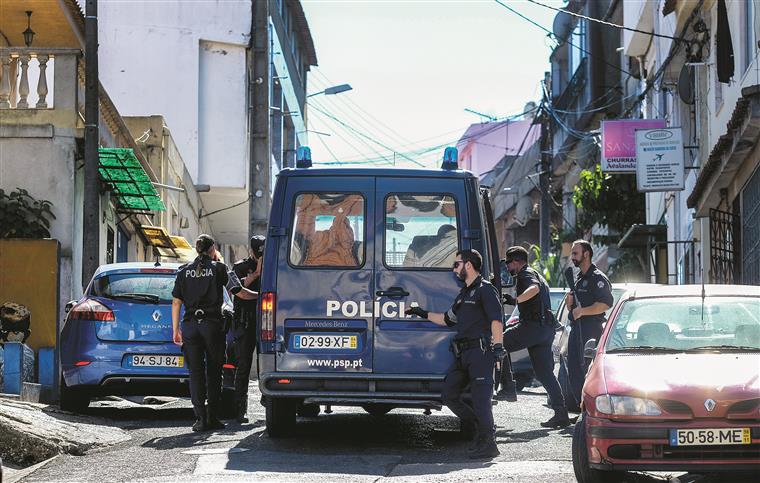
606, 297, 760, 351
90, 273, 176, 303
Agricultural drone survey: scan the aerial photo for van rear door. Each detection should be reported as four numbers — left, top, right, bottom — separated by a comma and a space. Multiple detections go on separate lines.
275, 177, 374, 372
373, 177, 467, 374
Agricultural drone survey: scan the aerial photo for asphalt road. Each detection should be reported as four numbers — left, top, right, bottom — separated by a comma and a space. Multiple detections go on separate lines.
21, 383, 750, 482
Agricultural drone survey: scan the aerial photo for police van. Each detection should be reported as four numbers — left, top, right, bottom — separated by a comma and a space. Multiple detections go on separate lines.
258, 147, 507, 436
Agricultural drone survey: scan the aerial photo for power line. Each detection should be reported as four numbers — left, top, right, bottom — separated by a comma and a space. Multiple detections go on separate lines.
525, 0, 686, 43
491, 0, 637, 79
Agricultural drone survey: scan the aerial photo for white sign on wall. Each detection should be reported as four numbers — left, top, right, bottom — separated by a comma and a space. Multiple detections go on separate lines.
635, 127, 685, 192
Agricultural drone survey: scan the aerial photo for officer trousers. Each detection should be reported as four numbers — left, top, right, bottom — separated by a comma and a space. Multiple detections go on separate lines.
501, 320, 566, 411
181, 318, 226, 414
233, 319, 257, 408
567, 319, 603, 407
442, 347, 495, 437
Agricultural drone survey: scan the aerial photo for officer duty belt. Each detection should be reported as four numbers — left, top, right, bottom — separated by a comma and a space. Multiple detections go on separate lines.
453, 337, 486, 351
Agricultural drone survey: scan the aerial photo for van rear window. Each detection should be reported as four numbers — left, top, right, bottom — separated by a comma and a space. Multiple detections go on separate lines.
385, 194, 458, 269
290, 193, 365, 268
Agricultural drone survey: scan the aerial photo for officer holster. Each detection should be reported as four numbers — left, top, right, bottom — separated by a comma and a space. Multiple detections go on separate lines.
450, 337, 489, 358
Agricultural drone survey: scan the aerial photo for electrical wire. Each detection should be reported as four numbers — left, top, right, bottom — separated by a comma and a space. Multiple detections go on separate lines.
309, 106, 392, 165
199, 196, 249, 219
492, 0, 637, 79
525, 0, 686, 43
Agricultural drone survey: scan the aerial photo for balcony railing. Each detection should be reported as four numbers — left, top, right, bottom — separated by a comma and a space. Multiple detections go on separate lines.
0, 48, 80, 110
554, 57, 588, 111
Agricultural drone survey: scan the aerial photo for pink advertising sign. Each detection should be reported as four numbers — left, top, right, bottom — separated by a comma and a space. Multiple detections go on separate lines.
602, 119, 667, 172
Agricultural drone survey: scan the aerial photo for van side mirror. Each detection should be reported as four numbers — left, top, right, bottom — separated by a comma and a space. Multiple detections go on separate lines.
65, 300, 77, 313
500, 259, 515, 288
583, 339, 597, 359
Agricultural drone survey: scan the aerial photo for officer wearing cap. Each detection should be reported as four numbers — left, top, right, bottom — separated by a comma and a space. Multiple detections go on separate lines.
566, 240, 612, 409
405, 249, 503, 459
230, 235, 265, 423
172, 234, 229, 432
497, 246, 569, 428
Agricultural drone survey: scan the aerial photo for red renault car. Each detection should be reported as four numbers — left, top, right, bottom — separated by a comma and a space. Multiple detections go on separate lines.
573, 284, 760, 482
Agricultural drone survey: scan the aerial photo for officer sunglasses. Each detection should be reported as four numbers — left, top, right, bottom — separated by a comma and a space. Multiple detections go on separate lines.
505, 258, 515, 265
452, 260, 466, 268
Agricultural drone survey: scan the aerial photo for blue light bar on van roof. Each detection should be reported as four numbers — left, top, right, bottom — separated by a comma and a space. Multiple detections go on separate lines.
296, 146, 312, 168
441, 147, 458, 170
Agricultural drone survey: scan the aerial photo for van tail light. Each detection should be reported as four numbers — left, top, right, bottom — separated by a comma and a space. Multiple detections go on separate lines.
223, 363, 236, 370
69, 299, 115, 321
260, 292, 275, 342
74, 360, 92, 367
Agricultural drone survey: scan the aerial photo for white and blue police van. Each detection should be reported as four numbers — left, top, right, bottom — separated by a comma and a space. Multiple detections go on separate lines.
257, 147, 509, 436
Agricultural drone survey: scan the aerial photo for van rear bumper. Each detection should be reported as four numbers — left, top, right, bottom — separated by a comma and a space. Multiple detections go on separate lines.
260, 372, 445, 402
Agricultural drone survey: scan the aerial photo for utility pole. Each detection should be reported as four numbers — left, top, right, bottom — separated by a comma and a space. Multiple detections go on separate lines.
82, 0, 100, 286
539, 72, 552, 257
250, 0, 270, 238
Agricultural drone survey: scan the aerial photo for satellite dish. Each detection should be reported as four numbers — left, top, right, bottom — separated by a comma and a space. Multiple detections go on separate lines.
678, 64, 695, 105
552, 10, 573, 43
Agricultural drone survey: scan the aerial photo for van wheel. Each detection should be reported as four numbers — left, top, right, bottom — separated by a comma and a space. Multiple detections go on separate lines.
266, 397, 297, 437
59, 377, 90, 413
572, 413, 625, 483
297, 403, 320, 418
363, 404, 393, 416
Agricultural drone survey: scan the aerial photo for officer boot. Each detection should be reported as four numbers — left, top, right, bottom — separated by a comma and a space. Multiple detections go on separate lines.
205, 404, 226, 430
468, 433, 500, 459
236, 399, 249, 424
540, 407, 571, 428
192, 405, 208, 432
459, 418, 477, 441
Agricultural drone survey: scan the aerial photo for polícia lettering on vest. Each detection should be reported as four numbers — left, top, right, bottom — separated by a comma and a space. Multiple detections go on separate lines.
326, 300, 419, 318
186, 267, 213, 278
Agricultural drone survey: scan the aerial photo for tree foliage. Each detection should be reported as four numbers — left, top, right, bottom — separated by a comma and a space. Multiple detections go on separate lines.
528, 244, 565, 287
0, 188, 56, 239
571, 164, 645, 234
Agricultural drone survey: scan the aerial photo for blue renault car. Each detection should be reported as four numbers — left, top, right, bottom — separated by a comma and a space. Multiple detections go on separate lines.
60, 262, 236, 413
257, 148, 510, 436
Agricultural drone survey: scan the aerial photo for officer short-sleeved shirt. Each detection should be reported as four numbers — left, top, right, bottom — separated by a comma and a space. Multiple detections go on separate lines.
172, 255, 229, 321
515, 265, 544, 320
232, 257, 260, 312
445, 276, 503, 340
573, 263, 613, 323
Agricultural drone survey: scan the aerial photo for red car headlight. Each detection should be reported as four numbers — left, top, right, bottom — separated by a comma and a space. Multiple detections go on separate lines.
595, 394, 663, 416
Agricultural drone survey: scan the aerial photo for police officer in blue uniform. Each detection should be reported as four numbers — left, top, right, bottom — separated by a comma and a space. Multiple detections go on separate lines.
230, 235, 264, 423
406, 249, 503, 459
497, 246, 570, 428
566, 240, 612, 409
172, 234, 229, 432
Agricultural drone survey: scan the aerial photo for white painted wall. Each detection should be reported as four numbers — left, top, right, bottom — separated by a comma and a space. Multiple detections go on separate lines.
94, 0, 252, 185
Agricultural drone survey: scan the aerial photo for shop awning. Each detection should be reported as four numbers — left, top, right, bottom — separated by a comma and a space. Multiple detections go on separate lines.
138, 225, 199, 263
99, 148, 166, 212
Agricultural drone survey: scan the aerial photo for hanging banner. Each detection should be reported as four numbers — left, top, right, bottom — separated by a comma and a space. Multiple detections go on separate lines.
601, 119, 667, 172
635, 127, 685, 192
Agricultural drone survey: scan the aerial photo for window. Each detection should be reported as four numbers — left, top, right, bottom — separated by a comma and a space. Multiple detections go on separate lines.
91, 273, 176, 302
289, 193, 364, 267
106, 226, 115, 264
385, 194, 458, 269
745, 0, 757, 73
568, 19, 586, 78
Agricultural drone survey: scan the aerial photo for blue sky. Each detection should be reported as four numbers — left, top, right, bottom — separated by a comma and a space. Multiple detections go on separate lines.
301, 0, 562, 168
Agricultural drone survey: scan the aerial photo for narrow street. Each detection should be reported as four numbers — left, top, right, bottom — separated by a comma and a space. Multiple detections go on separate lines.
7, 382, 744, 483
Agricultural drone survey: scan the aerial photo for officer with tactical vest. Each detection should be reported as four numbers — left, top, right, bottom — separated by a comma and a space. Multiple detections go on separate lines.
172, 234, 230, 432
565, 240, 612, 410
497, 246, 570, 428
230, 235, 265, 423
405, 249, 504, 459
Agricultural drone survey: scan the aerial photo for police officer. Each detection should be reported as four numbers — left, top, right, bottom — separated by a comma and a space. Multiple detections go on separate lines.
405, 249, 503, 459
172, 234, 229, 432
565, 240, 612, 409
497, 246, 570, 428
230, 235, 265, 423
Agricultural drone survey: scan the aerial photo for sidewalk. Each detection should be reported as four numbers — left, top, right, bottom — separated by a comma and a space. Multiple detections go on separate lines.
0, 395, 130, 468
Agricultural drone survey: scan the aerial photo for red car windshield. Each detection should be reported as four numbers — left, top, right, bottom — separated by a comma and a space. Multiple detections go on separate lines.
605, 296, 760, 351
